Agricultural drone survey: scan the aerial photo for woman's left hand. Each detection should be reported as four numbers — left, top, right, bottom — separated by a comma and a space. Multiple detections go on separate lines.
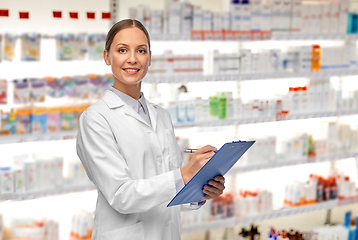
201, 175, 225, 202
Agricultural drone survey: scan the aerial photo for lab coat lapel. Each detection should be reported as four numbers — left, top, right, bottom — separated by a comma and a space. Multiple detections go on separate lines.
101, 90, 151, 128
123, 105, 150, 127
146, 100, 158, 132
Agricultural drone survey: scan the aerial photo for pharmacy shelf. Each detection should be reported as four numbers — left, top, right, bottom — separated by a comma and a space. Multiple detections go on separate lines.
2, 62, 358, 84
0, 131, 78, 144
149, 33, 358, 41
337, 196, 358, 206
145, 69, 358, 84
1, 110, 358, 145
271, 33, 358, 41
181, 197, 358, 233
228, 151, 358, 175
174, 109, 358, 128
0, 183, 96, 202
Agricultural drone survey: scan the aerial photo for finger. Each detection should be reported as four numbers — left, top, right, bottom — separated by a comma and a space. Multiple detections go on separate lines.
196, 145, 217, 154
196, 151, 216, 168
203, 188, 220, 199
213, 176, 225, 184
208, 180, 225, 191
202, 187, 215, 199
201, 195, 211, 201
203, 185, 223, 195
202, 150, 216, 159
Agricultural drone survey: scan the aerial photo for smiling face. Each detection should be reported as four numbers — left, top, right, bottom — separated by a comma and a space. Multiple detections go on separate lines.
104, 27, 151, 99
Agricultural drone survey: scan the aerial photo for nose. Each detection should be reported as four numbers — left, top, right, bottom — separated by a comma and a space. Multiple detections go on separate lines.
127, 51, 137, 64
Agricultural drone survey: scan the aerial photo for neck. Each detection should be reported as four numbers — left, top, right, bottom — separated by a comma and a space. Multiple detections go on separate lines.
113, 80, 142, 100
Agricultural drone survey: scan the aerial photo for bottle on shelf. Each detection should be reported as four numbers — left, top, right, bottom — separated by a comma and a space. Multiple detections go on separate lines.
311, 45, 321, 72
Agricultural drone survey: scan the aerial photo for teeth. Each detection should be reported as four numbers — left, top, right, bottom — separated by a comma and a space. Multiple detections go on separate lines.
124, 69, 139, 72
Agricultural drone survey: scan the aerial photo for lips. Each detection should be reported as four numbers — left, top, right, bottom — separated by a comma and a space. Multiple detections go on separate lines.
123, 68, 140, 73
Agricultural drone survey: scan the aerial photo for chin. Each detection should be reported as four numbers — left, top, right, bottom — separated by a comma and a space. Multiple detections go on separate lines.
121, 78, 143, 85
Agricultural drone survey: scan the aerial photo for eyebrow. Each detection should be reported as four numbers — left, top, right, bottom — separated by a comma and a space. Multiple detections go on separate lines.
116, 43, 147, 48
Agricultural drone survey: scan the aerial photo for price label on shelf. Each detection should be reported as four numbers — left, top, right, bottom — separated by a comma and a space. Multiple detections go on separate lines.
214, 33, 223, 41
191, 33, 202, 41
251, 32, 261, 41
224, 32, 234, 41
261, 32, 271, 40
203, 32, 213, 41
241, 33, 251, 42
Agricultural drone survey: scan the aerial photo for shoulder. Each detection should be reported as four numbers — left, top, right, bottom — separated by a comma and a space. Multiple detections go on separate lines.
80, 99, 109, 123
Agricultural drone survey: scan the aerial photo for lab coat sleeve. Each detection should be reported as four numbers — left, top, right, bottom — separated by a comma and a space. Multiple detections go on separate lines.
76, 109, 177, 215
167, 114, 207, 211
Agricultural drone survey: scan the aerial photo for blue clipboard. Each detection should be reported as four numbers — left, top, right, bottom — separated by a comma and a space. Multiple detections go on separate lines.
167, 140, 255, 207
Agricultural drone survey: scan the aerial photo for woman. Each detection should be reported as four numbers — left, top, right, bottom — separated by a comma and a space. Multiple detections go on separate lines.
76, 19, 225, 240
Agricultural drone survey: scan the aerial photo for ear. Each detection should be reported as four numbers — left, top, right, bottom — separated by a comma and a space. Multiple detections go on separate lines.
104, 50, 111, 66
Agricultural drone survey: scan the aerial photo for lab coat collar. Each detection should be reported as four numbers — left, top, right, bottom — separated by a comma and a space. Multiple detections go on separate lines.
101, 90, 158, 131
101, 90, 125, 109
145, 98, 158, 131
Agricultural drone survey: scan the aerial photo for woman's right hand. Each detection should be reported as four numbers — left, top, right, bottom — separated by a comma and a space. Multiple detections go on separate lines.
180, 145, 217, 185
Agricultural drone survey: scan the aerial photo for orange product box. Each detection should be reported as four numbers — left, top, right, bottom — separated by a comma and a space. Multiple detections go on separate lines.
60, 106, 76, 131
16, 108, 32, 134
0, 109, 16, 135
31, 108, 47, 134
47, 107, 61, 133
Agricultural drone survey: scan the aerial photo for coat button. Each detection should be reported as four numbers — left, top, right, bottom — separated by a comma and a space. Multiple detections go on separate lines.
157, 157, 162, 163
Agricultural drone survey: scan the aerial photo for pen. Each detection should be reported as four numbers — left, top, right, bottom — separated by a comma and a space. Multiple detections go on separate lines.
184, 149, 217, 153
184, 149, 198, 153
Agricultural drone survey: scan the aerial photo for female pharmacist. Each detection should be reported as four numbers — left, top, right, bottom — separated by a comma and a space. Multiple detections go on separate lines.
76, 19, 226, 240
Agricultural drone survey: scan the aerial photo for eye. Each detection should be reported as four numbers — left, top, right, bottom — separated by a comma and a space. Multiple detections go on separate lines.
118, 48, 127, 53
138, 49, 146, 54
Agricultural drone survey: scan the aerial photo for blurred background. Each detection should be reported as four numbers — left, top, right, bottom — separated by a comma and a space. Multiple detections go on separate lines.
1, 0, 358, 239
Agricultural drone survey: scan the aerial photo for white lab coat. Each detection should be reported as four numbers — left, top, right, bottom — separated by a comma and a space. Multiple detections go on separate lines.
76, 90, 191, 240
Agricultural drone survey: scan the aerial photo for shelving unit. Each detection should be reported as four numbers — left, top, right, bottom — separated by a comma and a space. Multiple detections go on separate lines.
1, 53, 357, 240
0, 131, 78, 144
1, 109, 358, 144
149, 33, 358, 41
145, 69, 358, 83
0, 183, 95, 202
174, 109, 358, 128
2, 59, 358, 83
181, 197, 358, 233
228, 151, 358, 175
1, 1, 358, 240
